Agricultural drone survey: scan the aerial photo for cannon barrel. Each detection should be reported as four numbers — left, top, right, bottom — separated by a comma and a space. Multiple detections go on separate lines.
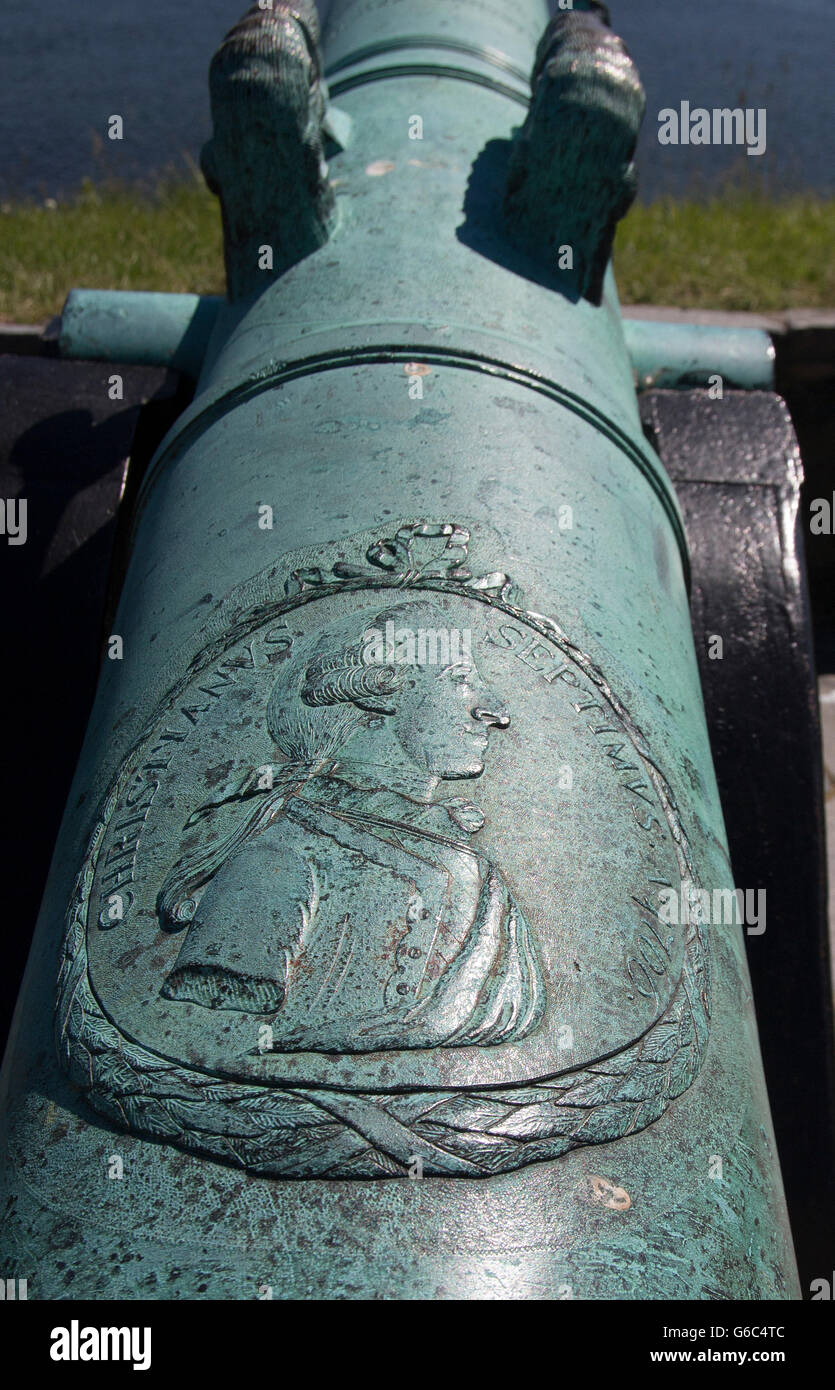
0, 0, 799, 1300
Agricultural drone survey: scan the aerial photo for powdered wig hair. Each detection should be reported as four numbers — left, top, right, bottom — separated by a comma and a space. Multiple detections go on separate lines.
266, 600, 449, 764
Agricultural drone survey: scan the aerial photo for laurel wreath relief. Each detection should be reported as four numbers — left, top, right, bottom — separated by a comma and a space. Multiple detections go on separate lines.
55, 523, 711, 1179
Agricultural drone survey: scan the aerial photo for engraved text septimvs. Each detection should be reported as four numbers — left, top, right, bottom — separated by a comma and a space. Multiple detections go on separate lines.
56, 522, 711, 1178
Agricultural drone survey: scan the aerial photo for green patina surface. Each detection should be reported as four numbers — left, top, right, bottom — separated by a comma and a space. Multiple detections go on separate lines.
3, 185, 833, 324
0, 0, 798, 1299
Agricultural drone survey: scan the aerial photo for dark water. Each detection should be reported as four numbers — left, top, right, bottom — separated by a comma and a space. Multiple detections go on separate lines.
0, 0, 832, 201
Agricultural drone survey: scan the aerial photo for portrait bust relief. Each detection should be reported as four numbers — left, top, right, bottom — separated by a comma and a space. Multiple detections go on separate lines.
159, 599, 546, 1052
60, 522, 711, 1177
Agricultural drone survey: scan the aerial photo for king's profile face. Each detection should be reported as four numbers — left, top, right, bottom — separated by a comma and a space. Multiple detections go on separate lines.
389, 656, 509, 780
